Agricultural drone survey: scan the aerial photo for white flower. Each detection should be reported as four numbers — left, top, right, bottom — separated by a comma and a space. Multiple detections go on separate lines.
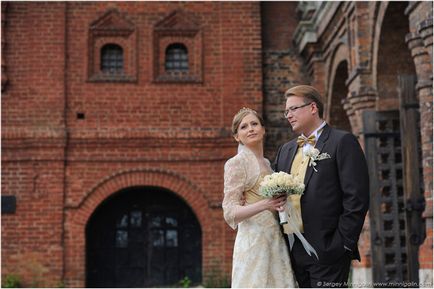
303, 148, 331, 172
259, 171, 305, 198
304, 147, 319, 158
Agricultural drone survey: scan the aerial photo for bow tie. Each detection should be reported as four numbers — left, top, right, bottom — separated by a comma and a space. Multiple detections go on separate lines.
297, 135, 316, 147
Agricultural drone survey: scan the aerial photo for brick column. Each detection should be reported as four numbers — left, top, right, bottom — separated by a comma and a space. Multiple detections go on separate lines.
418, 17, 433, 67
343, 89, 376, 136
342, 87, 376, 286
406, 31, 433, 286
1, 2, 8, 92
308, 52, 326, 98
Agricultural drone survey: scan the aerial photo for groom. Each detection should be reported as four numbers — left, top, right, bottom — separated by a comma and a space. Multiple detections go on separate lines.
273, 85, 369, 287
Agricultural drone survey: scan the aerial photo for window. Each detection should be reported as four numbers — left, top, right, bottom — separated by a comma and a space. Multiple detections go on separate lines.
88, 9, 137, 82
153, 10, 203, 83
101, 44, 123, 74
165, 43, 188, 72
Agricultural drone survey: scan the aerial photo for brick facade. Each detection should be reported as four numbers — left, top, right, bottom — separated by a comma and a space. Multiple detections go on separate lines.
261, 2, 310, 160
1, 2, 262, 287
294, 1, 432, 286
1, 1, 432, 287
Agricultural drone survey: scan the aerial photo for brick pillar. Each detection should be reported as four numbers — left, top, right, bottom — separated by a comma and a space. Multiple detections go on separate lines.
261, 2, 310, 160
343, 88, 376, 286
344, 87, 377, 137
309, 52, 326, 98
406, 31, 433, 286
1, 2, 8, 92
418, 17, 433, 67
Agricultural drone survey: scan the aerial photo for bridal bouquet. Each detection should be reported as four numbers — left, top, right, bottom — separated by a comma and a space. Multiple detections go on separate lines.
259, 171, 305, 224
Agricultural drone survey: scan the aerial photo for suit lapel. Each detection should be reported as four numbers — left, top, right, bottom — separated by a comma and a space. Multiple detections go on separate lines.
283, 141, 298, 173
303, 124, 331, 186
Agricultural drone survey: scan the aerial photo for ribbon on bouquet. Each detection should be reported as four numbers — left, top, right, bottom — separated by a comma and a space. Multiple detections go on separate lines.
282, 197, 319, 260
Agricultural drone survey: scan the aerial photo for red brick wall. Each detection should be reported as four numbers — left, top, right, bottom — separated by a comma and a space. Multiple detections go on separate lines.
1, 160, 66, 287
3, 1, 431, 287
2, 1, 263, 287
407, 1, 433, 273
261, 2, 309, 160
261, 2, 299, 51
1, 2, 67, 287
293, 1, 433, 280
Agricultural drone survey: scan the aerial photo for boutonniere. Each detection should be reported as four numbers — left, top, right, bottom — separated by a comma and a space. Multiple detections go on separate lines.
304, 147, 331, 172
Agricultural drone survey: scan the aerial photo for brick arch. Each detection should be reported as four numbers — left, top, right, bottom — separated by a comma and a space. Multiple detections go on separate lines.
326, 43, 349, 102
64, 168, 211, 287
165, 42, 189, 53
371, 1, 416, 93
98, 42, 125, 56
371, 1, 389, 90
325, 43, 350, 126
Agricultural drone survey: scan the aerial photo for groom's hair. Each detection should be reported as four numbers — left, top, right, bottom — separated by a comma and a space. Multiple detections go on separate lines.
284, 85, 324, 118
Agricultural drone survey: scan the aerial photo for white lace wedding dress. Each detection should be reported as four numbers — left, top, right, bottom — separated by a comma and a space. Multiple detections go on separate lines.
223, 146, 296, 288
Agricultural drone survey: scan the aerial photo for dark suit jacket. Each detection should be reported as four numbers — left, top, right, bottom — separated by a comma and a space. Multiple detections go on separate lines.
273, 124, 369, 265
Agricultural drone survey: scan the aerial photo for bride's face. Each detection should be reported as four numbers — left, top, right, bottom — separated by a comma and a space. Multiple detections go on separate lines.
234, 113, 265, 146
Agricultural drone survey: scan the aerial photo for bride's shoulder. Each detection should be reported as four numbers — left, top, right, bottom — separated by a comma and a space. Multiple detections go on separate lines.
225, 149, 257, 172
224, 153, 247, 169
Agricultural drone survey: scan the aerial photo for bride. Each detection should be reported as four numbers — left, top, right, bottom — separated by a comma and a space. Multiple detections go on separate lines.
222, 108, 296, 288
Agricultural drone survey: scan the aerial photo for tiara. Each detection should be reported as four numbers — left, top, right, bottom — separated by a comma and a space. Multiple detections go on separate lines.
237, 107, 257, 114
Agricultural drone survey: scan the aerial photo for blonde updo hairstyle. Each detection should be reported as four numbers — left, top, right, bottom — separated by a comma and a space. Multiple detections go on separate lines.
231, 107, 265, 137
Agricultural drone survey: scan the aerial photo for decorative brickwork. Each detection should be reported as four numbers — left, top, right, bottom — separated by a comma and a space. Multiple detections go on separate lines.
153, 9, 203, 83
293, 1, 432, 285
1, 1, 431, 287
1, 1, 262, 287
88, 9, 137, 82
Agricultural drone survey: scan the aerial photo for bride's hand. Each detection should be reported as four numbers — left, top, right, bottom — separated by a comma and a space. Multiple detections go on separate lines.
263, 195, 287, 212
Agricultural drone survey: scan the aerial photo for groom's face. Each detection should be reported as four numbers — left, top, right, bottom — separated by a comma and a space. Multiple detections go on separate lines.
285, 96, 315, 134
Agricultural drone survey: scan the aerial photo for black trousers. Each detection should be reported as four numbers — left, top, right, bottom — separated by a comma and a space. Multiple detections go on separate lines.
289, 236, 352, 288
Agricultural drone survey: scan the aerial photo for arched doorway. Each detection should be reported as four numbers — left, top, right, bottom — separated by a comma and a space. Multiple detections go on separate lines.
329, 60, 351, 132
86, 186, 202, 287
364, 1, 425, 285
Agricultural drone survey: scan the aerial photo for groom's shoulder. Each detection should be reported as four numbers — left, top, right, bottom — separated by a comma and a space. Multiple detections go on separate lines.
281, 138, 297, 149
328, 126, 358, 144
329, 126, 355, 137
329, 127, 350, 137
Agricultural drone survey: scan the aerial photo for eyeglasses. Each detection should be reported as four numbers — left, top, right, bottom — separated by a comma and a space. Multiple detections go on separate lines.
284, 102, 312, 118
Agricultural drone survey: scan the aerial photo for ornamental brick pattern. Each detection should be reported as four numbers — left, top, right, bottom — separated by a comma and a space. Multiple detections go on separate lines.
1, 1, 432, 287
293, 1, 432, 285
1, 2, 262, 287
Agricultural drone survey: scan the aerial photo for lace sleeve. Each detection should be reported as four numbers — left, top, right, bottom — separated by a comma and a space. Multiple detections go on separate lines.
222, 156, 246, 230
264, 158, 273, 172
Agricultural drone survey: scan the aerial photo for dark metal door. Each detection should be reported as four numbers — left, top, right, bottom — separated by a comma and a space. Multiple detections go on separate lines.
86, 186, 202, 287
363, 75, 425, 286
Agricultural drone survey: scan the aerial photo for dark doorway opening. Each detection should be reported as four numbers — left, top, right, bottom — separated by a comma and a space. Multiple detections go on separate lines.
86, 186, 202, 287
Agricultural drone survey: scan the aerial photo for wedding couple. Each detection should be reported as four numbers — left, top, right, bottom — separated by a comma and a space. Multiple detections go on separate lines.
222, 85, 370, 288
